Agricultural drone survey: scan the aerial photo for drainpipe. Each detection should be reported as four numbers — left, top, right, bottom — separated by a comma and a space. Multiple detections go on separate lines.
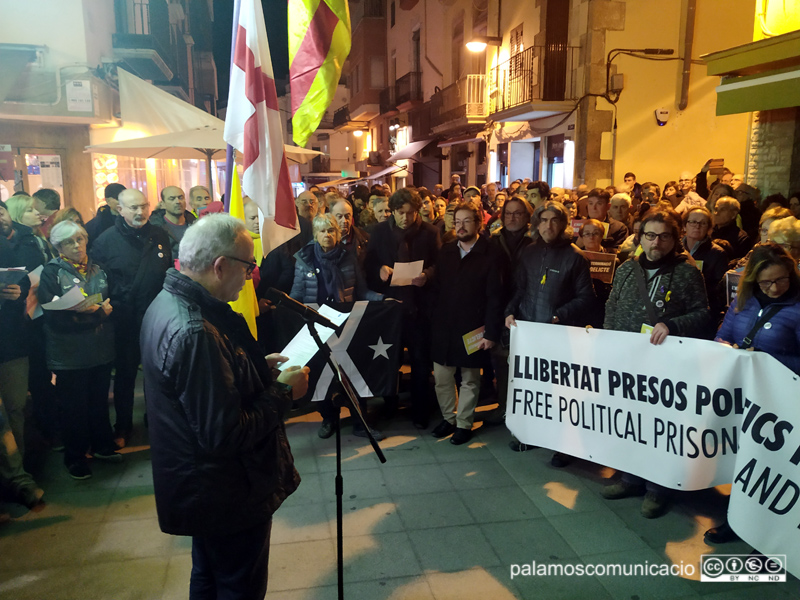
423, 0, 443, 83
678, 0, 696, 111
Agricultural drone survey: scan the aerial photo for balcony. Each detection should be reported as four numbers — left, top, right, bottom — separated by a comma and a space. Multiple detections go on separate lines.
395, 71, 423, 111
380, 86, 397, 115
408, 102, 432, 141
333, 104, 370, 131
430, 74, 487, 133
488, 46, 580, 122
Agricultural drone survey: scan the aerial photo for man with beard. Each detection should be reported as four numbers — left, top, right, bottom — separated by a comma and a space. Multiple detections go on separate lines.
150, 186, 196, 259
429, 204, 503, 445
365, 187, 440, 428
504, 201, 596, 460
602, 209, 709, 518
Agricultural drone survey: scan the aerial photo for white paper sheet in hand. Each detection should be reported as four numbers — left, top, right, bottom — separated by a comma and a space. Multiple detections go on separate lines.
279, 304, 350, 370
390, 260, 424, 286
28, 265, 43, 286
41, 285, 86, 310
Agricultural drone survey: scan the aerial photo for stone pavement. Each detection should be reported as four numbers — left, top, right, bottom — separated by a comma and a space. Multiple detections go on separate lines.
0, 398, 798, 600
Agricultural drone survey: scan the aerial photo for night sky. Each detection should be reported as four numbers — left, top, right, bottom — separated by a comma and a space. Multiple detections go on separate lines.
213, 0, 290, 108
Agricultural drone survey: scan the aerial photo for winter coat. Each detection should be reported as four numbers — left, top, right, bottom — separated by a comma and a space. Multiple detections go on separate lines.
7, 222, 47, 272
85, 205, 117, 250
505, 237, 596, 326
364, 215, 440, 316
684, 236, 729, 328
0, 236, 31, 363
37, 258, 114, 370
431, 237, 504, 368
604, 253, 710, 337
341, 225, 369, 267
716, 292, 800, 374
149, 208, 197, 258
712, 222, 753, 260
290, 241, 382, 304
258, 215, 313, 294
141, 269, 299, 536
90, 218, 173, 322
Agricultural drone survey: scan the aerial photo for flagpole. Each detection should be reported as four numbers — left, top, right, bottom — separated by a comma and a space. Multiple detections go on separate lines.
224, 0, 242, 212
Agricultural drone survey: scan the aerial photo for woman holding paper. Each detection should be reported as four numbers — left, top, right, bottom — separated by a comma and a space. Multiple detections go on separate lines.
38, 221, 121, 480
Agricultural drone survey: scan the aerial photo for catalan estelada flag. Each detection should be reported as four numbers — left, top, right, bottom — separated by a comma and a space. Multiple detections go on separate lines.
288, 0, 351, 147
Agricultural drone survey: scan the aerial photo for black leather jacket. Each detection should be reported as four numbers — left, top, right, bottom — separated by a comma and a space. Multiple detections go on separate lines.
141, 269, 300, 536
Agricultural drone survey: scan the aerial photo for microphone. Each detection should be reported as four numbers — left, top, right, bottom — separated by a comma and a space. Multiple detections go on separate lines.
265, 288, 337, 330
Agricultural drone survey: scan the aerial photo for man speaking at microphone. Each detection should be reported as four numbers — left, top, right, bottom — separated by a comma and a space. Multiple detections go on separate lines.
141, 214, 309, 599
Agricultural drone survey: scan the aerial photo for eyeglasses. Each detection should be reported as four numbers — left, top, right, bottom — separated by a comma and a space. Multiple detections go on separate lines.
757, 276, 790, 291
686, 220, 709, 227
641, 232, 674, 242
505, 211, 527, 218
581, 231, 602, 238
224, 256, 257, 275
454, 218, 475, 227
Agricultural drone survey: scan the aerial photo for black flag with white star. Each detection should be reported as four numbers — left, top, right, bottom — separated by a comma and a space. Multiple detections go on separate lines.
292, 300, 403, 401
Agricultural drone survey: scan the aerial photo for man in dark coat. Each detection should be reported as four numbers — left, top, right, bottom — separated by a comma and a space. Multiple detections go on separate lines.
505, 201, 596, 460
330, 198, 369, 266
90, 188, 173, 445
85, 183, 125, 250
141, 214, 309, 600
430, 204, 503, 445
364, 187, 441, 428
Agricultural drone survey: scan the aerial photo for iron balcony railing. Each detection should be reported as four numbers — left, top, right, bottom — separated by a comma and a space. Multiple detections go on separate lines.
379, 85, 397, 114
430, 74, 487, 129
333, 105, 351, 128
488, 45, 580, 114
395, 71, 422, 106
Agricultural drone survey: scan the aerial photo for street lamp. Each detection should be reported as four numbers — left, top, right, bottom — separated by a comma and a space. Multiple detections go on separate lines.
466, 35, 503, 53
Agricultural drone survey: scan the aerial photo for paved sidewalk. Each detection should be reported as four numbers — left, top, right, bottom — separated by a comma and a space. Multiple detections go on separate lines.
1, 400, 798, 600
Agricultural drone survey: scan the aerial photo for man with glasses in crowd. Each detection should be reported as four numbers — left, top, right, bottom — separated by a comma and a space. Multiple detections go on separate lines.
294, 190, 320, 221
91, 189, 173, 447
602, 209, 710, 518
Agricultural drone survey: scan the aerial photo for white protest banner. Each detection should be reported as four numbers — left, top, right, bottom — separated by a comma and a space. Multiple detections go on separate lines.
507, 321, 800, 577
508, 322, 762, 490
728, 352, 800, 579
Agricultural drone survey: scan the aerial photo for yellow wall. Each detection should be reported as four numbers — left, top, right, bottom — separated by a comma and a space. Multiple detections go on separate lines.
755, 0, 800, 40
603, 0, 755, 189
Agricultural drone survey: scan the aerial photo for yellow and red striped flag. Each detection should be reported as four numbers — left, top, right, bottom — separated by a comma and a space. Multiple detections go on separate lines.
288, 0, 351, 147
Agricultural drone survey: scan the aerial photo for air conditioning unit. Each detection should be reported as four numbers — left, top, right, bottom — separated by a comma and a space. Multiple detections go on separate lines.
368, 151, 384, 166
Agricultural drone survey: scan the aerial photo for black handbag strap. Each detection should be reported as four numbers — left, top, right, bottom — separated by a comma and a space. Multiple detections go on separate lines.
741, 304, 785, 348
633, 262, 659, 326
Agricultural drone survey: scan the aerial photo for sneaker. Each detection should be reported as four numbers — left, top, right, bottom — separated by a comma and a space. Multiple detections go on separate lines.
431, 420, 457, 438
601, 481, 646, 500
92, 449, 124, 463
450, 427, 473, 445
353, 425, 386, 441
641, 492, 669, 518
67, 462, 92, 480
550, 452, 571, 468
508, 439, 536, 452
318, 420, 334, 439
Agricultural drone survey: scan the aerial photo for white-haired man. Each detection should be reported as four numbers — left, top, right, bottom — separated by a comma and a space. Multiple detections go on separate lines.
141, 214, 309, 599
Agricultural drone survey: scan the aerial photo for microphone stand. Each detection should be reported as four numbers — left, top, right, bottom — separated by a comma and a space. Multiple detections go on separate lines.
303, 317, 386, 600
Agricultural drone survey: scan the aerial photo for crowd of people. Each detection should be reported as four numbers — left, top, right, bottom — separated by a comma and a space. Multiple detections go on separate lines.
1, 162, 799, 562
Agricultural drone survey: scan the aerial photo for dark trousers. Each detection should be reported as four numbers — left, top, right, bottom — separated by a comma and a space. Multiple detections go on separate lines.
190, 520, 273, 600
28, 319, 59, 440
113, 318, 142, 434
404, 314, 434, 423
54, 363, 115, 466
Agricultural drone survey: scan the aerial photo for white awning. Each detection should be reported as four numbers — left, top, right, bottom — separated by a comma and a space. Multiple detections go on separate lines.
437, 135, 484, 148
387, 139, 435, 162
366, 165, 407, 180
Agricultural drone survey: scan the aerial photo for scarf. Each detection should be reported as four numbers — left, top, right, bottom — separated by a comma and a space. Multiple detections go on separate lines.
313, 242, 345, 303
61, 254, 89, 278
